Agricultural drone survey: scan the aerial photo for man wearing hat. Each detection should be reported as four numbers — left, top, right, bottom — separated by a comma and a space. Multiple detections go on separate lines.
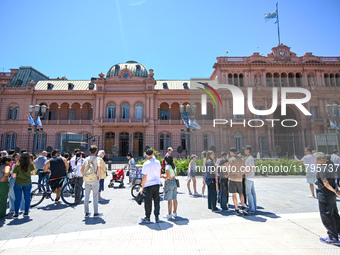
161, 147, 173, 170
314, 152, 340, 245
228, 147, 247, 215
243, 145, 257, 213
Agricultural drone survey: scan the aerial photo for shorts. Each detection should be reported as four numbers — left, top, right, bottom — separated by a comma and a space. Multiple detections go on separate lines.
306, 172, 317, 184
130, 169, 136, 179
229, 181, 243, 194
187, 169, 195, 178
164, 179, 177, 201
49, 177, 64, 190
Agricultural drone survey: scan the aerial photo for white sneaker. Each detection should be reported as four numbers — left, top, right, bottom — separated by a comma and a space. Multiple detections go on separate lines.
172, 212, 177, 218
163, 214, 172, 220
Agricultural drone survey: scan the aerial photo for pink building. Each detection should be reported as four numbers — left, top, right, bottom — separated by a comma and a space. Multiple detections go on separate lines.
0, 45, 339, 160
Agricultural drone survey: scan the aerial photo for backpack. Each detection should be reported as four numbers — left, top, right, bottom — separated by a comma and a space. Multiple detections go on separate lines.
83, 157, 98, 182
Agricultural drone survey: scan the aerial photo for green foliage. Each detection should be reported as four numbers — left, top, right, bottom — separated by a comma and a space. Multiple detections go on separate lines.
255, 158, 305, 175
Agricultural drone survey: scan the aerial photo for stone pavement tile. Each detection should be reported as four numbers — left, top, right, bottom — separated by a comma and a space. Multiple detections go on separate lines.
54, 231, 80, 242
0, 240, 8, 249
100, 226, 122, 237
78, 229, 102, 239
296, 248, 340, 255
1, 237, 33, 250
28, 234, 58, 246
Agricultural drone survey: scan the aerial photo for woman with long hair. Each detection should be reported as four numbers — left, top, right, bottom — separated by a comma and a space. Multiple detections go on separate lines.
11, 153, 35, 218
187, 154, 199, 196
205, 150, 218, 211
8, 153, 24, 214
0, 156, 11, 218
162, 155, 178, 219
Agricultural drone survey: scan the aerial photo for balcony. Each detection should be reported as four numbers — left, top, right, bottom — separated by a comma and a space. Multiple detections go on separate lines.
101, 118, 149, 126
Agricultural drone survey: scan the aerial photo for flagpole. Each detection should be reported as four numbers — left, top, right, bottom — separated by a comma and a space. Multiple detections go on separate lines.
276, 2, 281, 45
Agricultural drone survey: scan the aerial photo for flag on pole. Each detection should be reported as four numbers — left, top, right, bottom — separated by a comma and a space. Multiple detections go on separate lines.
182, 118, 190, 128
330, 120, 340, 131
265, 10, 278, 22
27, 114, 35, 126
37, 116, 43, 127
189, 118, 201, 130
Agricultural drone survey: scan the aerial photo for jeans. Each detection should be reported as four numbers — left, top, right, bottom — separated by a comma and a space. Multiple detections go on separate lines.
73, 176, 83, 200
246, 179, 257, 212
84, 180, 99, 214
318, 201, 340, 240
219, 178, 229, 210
37, 169, 50, 191
14, 183, 32, 215
207, 182, 217, 210
144, 184, 160, 219
9, 177, 24, 212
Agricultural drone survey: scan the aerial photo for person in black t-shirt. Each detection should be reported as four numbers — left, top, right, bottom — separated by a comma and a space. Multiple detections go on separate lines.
314, 152, 340, 245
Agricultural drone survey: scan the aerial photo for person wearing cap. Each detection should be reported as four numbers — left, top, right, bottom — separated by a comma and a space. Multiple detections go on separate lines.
294, 147, 318, 198
314, 152, 340, 245
161, 147, 173, 170
330, 150, 340, 188
216, 151, 229, 210
243, 145, 257, 213
0, 151, 8, 157
228, 147, 247, 215
187, 154, 200, 196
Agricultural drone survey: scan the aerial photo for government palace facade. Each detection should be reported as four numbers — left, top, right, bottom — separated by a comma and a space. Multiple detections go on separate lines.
1, 44, 339, 160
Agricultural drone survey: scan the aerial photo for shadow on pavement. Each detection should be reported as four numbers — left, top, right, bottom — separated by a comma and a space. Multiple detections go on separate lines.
170, 216, 189, 226
83, 217, 106, 225
254, 210, 281, 219
7, 217, 33, 225
98, 199, 110, 205
38, 203, 69, 211
139, 220, 173, 231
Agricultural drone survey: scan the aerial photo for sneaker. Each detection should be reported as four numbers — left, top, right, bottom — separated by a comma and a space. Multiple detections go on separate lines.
193, 192, 200, 196
234, 209, 241, 215
212, 208, 221, 212
23, 213, 29, 217
93, 213, 103, 217
242, 210, 249, 216
9, 210, 14, 214
85, 213, 91, 218
189, 192, 192, 195
172, 212, 177, 218
155, 217, 160, 223
140, 217, 150, 224
13, 214, 19, 218
163, 214, 172, 220
320, 237, 340, 245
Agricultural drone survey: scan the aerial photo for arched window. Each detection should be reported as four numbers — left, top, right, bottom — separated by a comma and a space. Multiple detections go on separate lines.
296, 73, 302, 87
106, 103, 116, 119
4, 134, 16, 150
239, 74, 244, 87
336, 74, 340, 87
121, 103, 130, 119
330, 74, 335, 87
266, 73, 272, 87
114, 65, 120, 76
234, 131, 243, 151
7, 107, 19, 120
324, 74, 329, 87
234, 74, 238, 86
228, 74, 233, 85
135, 103, 143, 119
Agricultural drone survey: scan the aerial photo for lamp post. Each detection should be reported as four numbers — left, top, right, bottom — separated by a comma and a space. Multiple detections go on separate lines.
325, 103, 340, 151
28, 104, 47, 156
180, 104, 197, 156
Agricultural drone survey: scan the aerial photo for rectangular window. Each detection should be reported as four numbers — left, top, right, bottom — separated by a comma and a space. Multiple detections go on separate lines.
310, 107, 317, 119
160, 110, 169, 120
181, 134, 186, 150
70, 110, 76, 120
203, 134, 208, 151
4, 134, 16, 150
165, 134, 171, 149
49, 111, 55, 120
259, 136, 267, 151
233, 115, 243, 119
159, 134, 164, 151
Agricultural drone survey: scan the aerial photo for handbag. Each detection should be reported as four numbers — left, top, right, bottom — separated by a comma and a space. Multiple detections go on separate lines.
135, 191, 144, 205
176, 178, 180, 188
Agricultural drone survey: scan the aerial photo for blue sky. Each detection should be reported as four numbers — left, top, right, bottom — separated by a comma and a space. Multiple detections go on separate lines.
1, 0, 339, 80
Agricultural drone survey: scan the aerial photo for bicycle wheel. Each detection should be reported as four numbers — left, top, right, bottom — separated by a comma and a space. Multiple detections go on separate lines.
131, 184, 142, 198
61, 181, 83, 206
30, 182, 45, 207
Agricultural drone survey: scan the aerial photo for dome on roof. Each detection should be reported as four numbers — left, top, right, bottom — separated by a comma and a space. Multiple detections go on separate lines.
106, 60, 148, 78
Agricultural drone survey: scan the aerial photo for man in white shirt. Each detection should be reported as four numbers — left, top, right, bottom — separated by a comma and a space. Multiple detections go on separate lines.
295, 147, 318, 198
140, 148, 161, 223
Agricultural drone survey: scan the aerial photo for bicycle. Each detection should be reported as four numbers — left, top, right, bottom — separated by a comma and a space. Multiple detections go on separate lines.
30, 173, 84, 207
131, 179, 164, 198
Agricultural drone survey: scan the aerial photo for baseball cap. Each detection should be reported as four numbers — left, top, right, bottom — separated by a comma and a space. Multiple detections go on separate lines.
167, 147, 173, 151
229, 147, 237, 153
243, 145, 252, 150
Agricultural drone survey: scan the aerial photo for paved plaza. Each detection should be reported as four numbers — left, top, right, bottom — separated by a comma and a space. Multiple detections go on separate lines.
0, 172, 339, 254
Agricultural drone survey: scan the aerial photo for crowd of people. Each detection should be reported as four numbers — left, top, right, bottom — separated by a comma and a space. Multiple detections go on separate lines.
1, 144, 339, 245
